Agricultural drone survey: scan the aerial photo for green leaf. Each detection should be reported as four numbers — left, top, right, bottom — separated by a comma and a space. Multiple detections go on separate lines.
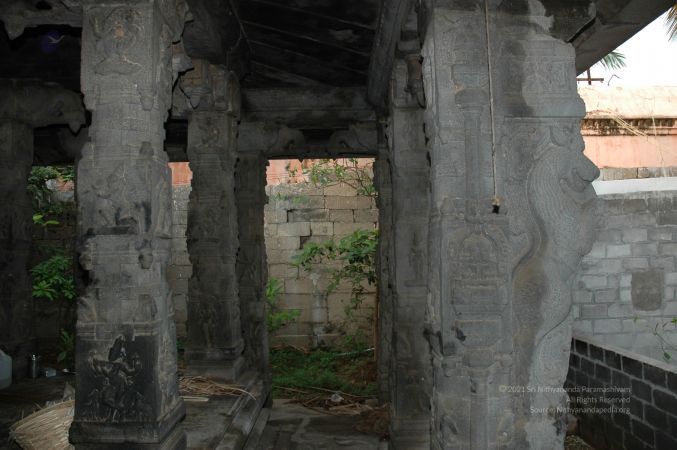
600, 51, 626, 70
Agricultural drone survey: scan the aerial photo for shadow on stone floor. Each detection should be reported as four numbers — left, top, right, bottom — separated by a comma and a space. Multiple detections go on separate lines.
254, 400, 386, 450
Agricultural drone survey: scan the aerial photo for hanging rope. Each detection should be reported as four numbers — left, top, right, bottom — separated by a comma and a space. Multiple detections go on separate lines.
484, 0, 500, 213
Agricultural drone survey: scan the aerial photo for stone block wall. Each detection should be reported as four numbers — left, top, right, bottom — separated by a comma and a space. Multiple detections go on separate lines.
264, 182, 378, 347
567, 336, 677, 449
166, 180, 378, 346
573, 189, 677, 362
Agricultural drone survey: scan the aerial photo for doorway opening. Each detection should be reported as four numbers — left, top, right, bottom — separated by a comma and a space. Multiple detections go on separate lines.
263, 157, 382, 414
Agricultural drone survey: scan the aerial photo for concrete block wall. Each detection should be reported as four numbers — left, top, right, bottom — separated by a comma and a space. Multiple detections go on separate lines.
264, 181, 378, 347
573, 189, 677, 362
567, 336, 677, 449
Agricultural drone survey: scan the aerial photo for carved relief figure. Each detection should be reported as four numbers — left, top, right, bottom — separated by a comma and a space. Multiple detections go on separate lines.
83, 336, 151, 422
511, 124, 599, 448
92, 8, 143, 75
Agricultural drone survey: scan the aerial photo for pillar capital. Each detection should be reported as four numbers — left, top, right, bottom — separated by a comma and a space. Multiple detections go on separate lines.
80, 0, 189, 113
178, 60, 241, 115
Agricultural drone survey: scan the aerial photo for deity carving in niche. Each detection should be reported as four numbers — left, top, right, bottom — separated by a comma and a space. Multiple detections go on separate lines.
92, 8, 143, 76
83, 336, 151, 422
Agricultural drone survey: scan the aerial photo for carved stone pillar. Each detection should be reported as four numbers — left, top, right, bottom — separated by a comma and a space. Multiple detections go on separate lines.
421, 2, 598, 449
71, 1, 188, 448
374, 132, 393, 404
386, 59, 431, 449
0, 79, 85, 379
0, 120, 33, 379
184, 65, 245, 380
235, 153, 269, 377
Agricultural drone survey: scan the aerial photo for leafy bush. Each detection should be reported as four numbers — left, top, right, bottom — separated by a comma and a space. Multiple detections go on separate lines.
297, 158, 376, 198
31, 255, 75, 302
57, 329, 75, 367
27, 165, 74, 216
292, 229, 378, 315
266, 277, 301, 333
269, 346, 376, 399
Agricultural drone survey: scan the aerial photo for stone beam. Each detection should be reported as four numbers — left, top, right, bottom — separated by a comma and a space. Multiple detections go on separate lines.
238, 121, 378, 160
0, 79, 84, 379
0, 0, 82, 39
0, 79, 85, 132
366, 0, 414, 113
574, 0, 674, 73
421, 1, 599, 449
70, 1, 188, 448
241, 87, 376, 129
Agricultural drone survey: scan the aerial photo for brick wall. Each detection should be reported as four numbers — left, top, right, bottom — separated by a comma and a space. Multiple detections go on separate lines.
573, 189, 677, 361
567, 336, 677, 449
264, 182, 378, 347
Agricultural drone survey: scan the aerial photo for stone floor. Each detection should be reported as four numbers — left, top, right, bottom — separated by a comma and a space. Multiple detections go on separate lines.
0, 375, 72, 450
253, 400, 386, 450
0, 378, 593, 450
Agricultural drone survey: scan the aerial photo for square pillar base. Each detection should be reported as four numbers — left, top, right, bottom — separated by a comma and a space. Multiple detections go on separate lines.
185, 356, 245, 383
70, 402, 186, 450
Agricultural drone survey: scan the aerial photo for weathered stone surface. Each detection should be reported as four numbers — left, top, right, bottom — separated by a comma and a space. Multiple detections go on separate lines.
184, 69, 245, 380
382, 58, 431, 449
0, 120, 34, 380
631, 270, 664, 311
236, 139, 271, 380
421, 2, 598, 448
71, 1, 188, 448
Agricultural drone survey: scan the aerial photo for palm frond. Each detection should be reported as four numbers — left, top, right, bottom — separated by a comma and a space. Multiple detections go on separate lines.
667, 4, 677, 41
600, 51, 626, 70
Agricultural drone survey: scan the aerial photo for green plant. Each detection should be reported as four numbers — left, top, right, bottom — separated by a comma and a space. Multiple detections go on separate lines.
266, 277, 301, 333
667, 5, 677, 41
292, 229, 378, 316
654, 317, 677, 361
31, 255, 75, 302
27, 165, 73, 217
269, 346, 377, 399
57, 329, 75, 367
303, 158, 376, 198
600, 50, 626, 70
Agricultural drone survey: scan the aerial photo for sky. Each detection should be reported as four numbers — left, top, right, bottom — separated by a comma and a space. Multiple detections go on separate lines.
584, 11, 677, 87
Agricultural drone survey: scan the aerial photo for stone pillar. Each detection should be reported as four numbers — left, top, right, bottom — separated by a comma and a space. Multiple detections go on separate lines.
0, 79, 85, 379
374, 131, 393, 404
235, 153, 270, 378
421, 2, 598, 449
0, 120, 33, 380
71, 1, 188, 448
184, 66, 245, 380
386, 58, 431, 449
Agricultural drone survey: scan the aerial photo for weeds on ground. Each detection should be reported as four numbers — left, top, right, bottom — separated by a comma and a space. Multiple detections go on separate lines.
269, 346, 377, 400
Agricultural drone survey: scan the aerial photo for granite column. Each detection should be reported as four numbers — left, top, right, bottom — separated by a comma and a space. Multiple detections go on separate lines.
71, 1, 188, 448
